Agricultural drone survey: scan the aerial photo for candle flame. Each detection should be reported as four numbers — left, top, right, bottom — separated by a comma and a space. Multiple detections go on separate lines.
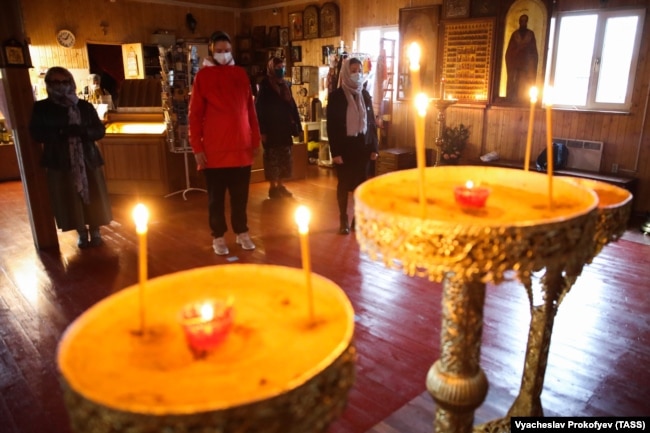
407, 42, 421, 71
543, 86, 553, 107
414, 93, 429, 117
465, 180, 474, 189
200, 302, 214, 321
294, 205, 311, 234
132, 203, 149, 234
529, 86, 538, 104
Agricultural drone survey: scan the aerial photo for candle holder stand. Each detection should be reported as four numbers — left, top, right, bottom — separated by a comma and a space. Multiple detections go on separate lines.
355, 166, 631, 433
431, 98, 457, 167
503, 179, 632, 422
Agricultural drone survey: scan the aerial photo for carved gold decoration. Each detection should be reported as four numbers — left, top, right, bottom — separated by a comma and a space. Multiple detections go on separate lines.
61, 343, 356, 433
355, 166, 598, 286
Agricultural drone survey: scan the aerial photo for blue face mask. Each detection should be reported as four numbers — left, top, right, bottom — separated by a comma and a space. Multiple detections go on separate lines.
274, 68, 285, 79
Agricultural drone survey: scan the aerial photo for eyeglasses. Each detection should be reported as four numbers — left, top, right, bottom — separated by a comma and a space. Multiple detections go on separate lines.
47, 79, 71, 85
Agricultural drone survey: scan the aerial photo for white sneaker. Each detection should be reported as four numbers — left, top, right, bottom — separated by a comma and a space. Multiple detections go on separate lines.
236, 232, 256, 250
212, 237, 229, 255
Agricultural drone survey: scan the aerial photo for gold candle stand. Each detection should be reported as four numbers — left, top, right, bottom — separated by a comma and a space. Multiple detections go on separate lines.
355, 166, 602, 433
503, 178, 632, 423
57, 264, 356, 433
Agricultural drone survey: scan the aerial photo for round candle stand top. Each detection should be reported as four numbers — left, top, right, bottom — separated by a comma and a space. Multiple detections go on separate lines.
563, 177, 633, 260
355, 166, 601, 433
57, 264, 356, 433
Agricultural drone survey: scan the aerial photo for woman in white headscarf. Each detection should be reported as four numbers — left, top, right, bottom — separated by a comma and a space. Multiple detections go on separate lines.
326, 57, 379, 234
29, 66, 112, 248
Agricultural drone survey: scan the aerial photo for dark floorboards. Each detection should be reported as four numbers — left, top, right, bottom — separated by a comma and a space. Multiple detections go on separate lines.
1, 165, 649, 433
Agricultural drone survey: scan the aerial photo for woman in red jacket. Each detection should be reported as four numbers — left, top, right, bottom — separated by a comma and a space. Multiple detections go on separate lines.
189, 31, 261, 256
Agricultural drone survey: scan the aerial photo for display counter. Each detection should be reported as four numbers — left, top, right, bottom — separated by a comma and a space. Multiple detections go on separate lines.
99, 106, 307, 194
97, 112, 186, 196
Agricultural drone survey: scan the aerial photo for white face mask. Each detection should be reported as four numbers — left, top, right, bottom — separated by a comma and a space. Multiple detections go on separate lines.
213, 52, 233, 65
350, 72, 363, 85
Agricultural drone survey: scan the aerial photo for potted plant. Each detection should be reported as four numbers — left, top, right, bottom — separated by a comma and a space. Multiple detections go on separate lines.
440, 123, 471, 164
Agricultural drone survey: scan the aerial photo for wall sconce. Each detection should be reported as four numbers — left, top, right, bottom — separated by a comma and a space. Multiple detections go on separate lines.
100, 21, 109, 35
272, 8, 278, 15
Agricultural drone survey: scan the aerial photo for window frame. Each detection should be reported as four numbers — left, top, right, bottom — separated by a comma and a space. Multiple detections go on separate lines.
546, 7, 645, 112
355, 25, 399, 101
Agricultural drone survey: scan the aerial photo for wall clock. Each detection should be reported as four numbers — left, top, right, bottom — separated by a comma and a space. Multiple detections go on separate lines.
56, 29, 76, 48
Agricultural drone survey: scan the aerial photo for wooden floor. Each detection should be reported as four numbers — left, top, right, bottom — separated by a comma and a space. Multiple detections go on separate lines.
1, 165, 649, 433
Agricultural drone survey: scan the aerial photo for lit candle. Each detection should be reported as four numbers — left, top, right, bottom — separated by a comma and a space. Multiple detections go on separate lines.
440, 77, 445, 99
132, 203, 149, 334
407, 42, 421, 97
180, 298, 234, 357
454, 180, 490, 208
294, 205, 314, 322
524, 87, 538, 171
414, 92, 429, 216
544, 87, 554, 208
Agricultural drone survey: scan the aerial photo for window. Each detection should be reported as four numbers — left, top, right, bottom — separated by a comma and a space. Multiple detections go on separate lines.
356, 26, 399, 104
546, 8, 645, 111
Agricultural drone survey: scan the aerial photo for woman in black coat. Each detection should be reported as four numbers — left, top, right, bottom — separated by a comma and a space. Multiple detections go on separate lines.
29, 66, 112, 248
255, 57, 301, 199
326, 57, 379, 234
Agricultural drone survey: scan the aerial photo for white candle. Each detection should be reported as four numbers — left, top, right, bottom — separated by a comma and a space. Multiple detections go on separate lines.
132, 203, 149, 334
524, 86, 538, 171
544, 87, 554, 208
414, 92, 429, 217
294, 205, 314, 323
407, 42, 421, 97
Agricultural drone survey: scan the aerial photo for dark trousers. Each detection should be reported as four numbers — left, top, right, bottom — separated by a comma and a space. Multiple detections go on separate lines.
203, 166, 252, 238
335, 135, 370, 220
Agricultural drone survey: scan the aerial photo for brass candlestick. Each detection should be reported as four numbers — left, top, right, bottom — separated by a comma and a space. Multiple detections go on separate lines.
432, 98, 457, 166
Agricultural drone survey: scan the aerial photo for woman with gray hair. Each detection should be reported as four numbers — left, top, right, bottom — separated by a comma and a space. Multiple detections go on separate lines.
29, 66, 112, 248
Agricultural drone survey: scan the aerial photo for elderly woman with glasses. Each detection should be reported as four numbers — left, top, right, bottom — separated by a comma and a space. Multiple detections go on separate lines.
29, 66, 112, 249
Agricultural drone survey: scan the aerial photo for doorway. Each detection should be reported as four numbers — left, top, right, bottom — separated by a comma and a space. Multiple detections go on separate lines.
86, 43, 125, 106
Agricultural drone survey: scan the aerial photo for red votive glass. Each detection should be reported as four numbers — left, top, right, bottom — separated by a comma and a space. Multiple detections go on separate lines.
454, 181, 490, 208
180, 299, 234, 355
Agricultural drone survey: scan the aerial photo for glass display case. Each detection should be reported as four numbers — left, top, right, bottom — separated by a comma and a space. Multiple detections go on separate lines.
99, 105, 186, 196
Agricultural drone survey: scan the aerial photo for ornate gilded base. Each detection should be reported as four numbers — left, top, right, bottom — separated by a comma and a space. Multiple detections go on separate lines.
61, 343, 356, 433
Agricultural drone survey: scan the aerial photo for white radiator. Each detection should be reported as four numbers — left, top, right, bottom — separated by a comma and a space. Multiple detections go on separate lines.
554, 137, 603, 172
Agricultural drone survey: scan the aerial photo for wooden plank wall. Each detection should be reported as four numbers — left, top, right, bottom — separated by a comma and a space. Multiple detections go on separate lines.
20, 0, 242, 72
16, 0, 650, 213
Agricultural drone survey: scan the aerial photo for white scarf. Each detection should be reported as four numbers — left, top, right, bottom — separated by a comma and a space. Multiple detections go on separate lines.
340, 59, 367, 137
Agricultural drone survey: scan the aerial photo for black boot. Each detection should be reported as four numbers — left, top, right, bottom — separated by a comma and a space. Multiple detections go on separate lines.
77, 228, 90, 249
268, 186, 281, 199
89, 227, 103, 247
339, 215, 350, 235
